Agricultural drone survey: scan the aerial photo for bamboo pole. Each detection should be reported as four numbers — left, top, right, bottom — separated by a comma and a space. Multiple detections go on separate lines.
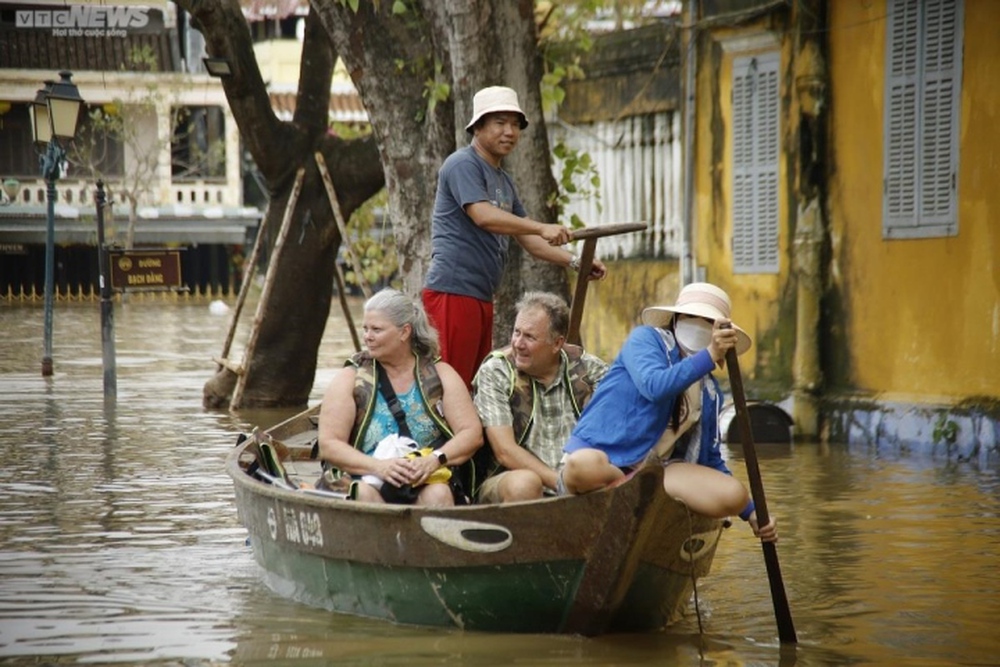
231, 167, 305, 410
334, 261, 362, 352
215, 202, 271, 373
314, 151, 372, 299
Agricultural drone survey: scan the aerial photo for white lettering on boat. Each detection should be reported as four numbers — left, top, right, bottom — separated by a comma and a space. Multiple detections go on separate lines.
298, 511, 323, 547
283, 507, 301, 543
267, 507, 278, 540
270, 503, 324, 548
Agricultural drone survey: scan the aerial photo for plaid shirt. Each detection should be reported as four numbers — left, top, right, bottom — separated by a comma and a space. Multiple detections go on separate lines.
474, 352, 608, 469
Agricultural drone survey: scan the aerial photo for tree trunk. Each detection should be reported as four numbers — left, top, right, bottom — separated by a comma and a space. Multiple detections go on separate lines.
185, 0, 564, 408
179, 0, 385, 409
312, 1, 455, 299
480, 0, 569, 342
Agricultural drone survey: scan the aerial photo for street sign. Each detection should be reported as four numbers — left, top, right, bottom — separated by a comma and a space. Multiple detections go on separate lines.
108, 249, 183, 292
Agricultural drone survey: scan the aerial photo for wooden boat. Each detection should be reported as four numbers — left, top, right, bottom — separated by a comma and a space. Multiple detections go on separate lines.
227, 405, 725, 635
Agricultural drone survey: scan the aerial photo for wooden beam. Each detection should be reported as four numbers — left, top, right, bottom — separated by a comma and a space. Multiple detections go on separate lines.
215, 202, 270, 373
314, 151, 372, 299
231, 167, 305, 411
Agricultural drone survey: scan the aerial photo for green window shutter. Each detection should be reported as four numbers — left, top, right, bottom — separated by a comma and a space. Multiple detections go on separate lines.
732, 52, 780, 274
883, 0, 962, 238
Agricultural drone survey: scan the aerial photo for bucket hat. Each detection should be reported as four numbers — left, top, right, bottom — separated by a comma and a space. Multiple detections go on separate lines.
465, 86, 528, 134
641, 282, 752, 355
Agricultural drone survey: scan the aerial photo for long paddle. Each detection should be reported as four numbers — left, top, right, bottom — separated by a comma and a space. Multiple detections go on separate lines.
724, 341, 797, 644
566, 222, 647, 345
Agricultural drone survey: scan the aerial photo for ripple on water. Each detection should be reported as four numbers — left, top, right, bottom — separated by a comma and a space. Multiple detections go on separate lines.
2, 302, 1000, 665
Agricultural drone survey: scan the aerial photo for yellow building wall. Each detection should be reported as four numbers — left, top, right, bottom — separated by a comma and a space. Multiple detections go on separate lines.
253, 40, 353, 89
576, 259, 681, 363
826, 0, 1000, 403
691, 23, 798, 390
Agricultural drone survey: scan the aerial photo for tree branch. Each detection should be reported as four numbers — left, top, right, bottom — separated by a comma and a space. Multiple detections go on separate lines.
177, 0, 295, 187
294, 9, 336, 137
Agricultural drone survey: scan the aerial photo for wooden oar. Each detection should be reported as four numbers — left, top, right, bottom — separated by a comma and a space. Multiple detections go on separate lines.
724, 341, 797, 644
566, 222, 647, 345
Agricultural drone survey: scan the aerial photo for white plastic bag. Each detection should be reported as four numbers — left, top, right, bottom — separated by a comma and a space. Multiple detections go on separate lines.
361, 434, 419, 489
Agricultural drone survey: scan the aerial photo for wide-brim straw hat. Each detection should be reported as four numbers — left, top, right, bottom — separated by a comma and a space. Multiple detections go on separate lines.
465, 86, 529, 134
641, 282, 752, 355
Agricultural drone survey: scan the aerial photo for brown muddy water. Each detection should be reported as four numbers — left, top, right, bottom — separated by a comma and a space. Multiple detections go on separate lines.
1, 296, 998, 666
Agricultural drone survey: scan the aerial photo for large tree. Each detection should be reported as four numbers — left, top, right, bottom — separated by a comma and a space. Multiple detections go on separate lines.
311, 0, 569, 332
184, 0, 569, 410
177, 0, 385, 409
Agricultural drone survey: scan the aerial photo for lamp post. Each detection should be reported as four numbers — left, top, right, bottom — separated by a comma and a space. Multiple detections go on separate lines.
30, 71, 84, 377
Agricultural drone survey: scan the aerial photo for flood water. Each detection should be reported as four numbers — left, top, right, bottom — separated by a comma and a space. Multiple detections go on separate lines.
1, 296, 999, 666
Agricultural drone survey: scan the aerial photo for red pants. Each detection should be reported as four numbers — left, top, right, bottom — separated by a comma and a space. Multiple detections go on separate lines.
422, 289, 493, 389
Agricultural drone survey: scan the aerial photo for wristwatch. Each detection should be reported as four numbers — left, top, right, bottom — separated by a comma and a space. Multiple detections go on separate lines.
568, 256, 581, 271
432, 449, 448, 466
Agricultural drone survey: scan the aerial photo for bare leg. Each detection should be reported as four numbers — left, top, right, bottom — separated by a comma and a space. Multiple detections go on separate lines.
661, 462, 749, 518
562, 449, 625, 494
355, 482, 385, 503
416, 482, 455, 507
498, 470, 545, 502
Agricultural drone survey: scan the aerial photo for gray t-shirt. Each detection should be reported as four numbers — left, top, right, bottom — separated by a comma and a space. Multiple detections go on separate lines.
425, 146, 527, 301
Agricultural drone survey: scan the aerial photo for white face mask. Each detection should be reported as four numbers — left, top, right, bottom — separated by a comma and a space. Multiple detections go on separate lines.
674, 317, 713, 355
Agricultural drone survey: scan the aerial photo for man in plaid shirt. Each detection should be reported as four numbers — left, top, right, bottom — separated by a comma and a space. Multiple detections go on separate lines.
473, 292, 608, 502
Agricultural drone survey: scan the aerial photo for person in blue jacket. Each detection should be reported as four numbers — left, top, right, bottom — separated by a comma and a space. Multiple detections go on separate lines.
560, 282, 777, 541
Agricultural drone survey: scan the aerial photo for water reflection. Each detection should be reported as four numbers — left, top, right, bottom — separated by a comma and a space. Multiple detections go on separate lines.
0, 299, 998, 665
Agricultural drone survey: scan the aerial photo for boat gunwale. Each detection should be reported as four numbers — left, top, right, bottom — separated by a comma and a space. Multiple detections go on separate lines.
225, 435, 665, 517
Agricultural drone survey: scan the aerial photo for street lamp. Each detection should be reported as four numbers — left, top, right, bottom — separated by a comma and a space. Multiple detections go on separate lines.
202, 57, 233, 78
30, 71, 84, 377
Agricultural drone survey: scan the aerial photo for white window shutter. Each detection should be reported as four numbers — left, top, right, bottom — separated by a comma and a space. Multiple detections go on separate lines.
732, 67, 754, 269
884, 0, 920, 230
732, 53, 780, 274
883, 0, 962, 238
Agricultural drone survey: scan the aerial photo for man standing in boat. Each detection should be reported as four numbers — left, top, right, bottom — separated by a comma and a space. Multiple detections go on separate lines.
473, 292, 608, 502
423, 85, 607, 389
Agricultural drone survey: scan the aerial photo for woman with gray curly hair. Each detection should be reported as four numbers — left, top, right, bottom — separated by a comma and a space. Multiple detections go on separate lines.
318, 288, 482, 506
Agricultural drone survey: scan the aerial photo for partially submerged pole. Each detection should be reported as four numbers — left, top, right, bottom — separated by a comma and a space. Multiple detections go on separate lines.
95, 180, 117, 400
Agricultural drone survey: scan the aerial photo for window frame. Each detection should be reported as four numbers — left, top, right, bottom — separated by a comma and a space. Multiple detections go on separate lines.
171, 105, 227, 182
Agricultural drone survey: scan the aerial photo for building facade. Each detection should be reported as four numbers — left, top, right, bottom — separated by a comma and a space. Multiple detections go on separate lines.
687, 0, 999, 459
0, 2, 257, 299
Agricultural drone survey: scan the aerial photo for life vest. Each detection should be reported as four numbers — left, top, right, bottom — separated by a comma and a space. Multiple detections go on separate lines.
488, 344, 596, 446
346, 351, 452, 450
